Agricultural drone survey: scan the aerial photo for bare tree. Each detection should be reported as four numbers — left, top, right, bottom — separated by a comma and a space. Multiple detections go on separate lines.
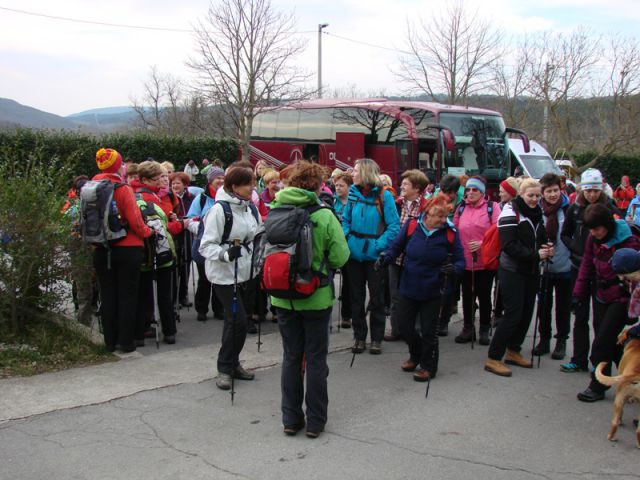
131, 66, 223, 136
578, 35, 640, 171
397, 0, 503, 104
189, 0, 311, 160
527, 28, 600, 152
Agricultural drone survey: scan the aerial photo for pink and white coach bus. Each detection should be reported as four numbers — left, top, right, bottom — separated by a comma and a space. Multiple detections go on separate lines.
249, 98, 529, 199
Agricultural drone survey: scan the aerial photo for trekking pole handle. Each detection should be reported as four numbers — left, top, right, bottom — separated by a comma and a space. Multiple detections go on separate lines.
233, 239, 241, 247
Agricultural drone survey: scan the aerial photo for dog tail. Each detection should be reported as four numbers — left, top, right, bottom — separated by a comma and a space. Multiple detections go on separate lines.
595, 362, 640, 387
595, 362, 622, 387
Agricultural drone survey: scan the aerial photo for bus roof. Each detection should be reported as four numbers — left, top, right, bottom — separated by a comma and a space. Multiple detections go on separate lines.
276, 98, 501, 117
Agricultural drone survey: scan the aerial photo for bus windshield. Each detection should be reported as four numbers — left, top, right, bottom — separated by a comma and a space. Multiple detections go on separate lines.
439, 112, 508, 179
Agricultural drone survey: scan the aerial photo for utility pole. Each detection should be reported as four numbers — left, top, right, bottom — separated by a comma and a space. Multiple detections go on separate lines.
542, 62, 555, 145
318, 23, 329, 98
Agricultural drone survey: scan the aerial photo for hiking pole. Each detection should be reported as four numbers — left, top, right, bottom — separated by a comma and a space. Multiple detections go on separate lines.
532, 259, 548, 368
152, 247, 160, 350
337, 268, 342, 333
231, 239, 241, 405
470, 252, 477, 350
429, 253, 453, 400
257, 282, 263, 352
183, 229, 192, 312
490, 277, 500, 338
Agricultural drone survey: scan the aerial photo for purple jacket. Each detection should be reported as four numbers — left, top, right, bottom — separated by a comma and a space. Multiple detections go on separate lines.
573, 220, 640, 304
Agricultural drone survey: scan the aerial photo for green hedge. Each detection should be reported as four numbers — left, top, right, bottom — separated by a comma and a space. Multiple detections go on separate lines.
0, 129, 238, 179
575, 152, 640, 187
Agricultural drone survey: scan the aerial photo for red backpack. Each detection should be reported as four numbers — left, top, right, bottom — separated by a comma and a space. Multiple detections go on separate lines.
479, 224, 500, 270
406, 218, 455, 245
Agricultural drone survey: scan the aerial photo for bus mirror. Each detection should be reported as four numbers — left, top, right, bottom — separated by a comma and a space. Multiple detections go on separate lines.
505, 127, 530, 153
442, 129, 456, 151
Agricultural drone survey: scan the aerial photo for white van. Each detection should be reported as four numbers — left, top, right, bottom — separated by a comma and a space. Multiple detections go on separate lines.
509, 139, 563, 179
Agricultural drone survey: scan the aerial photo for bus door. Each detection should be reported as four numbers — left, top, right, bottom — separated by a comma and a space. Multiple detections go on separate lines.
336, 132, 365, 169
394, 139, 416, 180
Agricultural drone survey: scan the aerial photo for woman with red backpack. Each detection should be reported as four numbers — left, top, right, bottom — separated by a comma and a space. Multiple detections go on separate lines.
453, 176, 500, 346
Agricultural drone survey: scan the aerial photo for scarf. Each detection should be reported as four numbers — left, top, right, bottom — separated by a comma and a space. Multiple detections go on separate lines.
514, 196, 543, 226
540, 198, 562, 241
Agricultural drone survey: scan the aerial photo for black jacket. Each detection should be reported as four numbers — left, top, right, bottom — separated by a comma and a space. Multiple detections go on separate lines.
498, 200, 548, 275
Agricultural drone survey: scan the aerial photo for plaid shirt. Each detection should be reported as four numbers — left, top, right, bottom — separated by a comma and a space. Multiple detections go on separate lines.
395, 197, 422, 266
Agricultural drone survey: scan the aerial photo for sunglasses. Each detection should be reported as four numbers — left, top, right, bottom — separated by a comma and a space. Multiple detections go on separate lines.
465, 187, 481, 192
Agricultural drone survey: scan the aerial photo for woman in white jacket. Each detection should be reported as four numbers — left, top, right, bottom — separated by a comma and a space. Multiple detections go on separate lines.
199, 166, 261, 390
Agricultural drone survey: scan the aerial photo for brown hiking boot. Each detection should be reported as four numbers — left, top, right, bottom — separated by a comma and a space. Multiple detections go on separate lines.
484, 359, 512, 377
505, 349, 533, 368
413, 369, 434, 382
401, 359, 417, 372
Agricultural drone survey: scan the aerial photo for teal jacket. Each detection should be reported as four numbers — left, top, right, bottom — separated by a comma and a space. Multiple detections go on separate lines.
270, 188, 350, 311
341, 185, 400, 262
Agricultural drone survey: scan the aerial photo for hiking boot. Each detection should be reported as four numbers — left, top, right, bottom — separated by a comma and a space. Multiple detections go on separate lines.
213, 310, 225, 320
436, 323, 449, 337
551, 340, 566, 360
163, 335, 176, 345
179, 298, 193, 308
305, 426, 324, 439
216, 374, 232, 390
233, 365, 255, 381
351, 340, 366, 354
369, 341, 382, 355
413, 369, 434, 382
283, 422, 305, 436
560, 362, 588, 373
505, 349, 533, 368
340, 318, 352, 329
532, 339, 550, 356
247, 321, 258, 334
454, 326, 475, 344
484, 359, 512, 377
479, 329, 490, 346
401, 359, 417, 372
135, 339, 145, 347
197, 312, 207, 322
383, 332, 399, 342
577, 387, 605, 402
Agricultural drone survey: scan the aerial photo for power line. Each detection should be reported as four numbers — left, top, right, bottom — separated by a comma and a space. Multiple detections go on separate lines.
324, 31, 412, 55
0, 5, 316, 34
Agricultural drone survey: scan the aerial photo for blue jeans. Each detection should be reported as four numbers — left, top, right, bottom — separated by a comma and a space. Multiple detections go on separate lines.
277, 307, 331, 430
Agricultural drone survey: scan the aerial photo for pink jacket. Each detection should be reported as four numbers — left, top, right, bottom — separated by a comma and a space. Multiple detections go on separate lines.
453, 199, 501, 270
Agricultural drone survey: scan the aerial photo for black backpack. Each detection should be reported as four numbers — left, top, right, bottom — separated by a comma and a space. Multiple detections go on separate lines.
261, 203, 329, 300
192, 200, 260, 265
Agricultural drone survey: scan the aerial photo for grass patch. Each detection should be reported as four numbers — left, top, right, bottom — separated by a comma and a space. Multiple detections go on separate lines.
0, 319, 116, 378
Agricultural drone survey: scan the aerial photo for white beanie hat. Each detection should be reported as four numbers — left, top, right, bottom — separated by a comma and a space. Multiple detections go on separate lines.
580, 168, 603, 190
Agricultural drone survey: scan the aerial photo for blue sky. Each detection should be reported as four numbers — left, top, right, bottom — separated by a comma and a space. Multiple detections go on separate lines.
0, 0, 638, 116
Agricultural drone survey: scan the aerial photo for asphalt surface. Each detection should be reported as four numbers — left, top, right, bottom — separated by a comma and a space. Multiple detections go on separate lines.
2, 296, 640, 480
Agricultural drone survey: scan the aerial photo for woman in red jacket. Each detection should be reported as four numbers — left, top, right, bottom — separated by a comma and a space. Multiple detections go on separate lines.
92, 148, 152, 353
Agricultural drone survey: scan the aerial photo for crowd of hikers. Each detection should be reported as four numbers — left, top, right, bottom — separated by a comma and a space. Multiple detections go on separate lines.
66, 149, 640, 438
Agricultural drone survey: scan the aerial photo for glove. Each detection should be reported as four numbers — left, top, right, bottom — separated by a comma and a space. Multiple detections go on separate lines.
374, 253, 388, 272
441, 262, 455, 275
227, 244, 243, 262
570, 297, 583, 314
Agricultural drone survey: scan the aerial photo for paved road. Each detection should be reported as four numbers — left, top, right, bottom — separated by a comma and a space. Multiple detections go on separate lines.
1, 304, 638, 480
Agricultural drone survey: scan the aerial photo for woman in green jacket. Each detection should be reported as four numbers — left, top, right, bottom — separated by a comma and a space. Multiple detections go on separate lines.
270, 161, 350, 439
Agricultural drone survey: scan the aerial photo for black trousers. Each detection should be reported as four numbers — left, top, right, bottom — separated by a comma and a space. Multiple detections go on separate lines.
93, 246, 143, 350
346, 259, 385, 343
136, 267, 176, 339
461, 269, 495, 331
195, 261, 224, 316
339, 267, 352, 320
569, 266, 596, 367
538, 273, 572, 341
588, 301, 627, 393
277, 307, 331, 431
488, 269, 538, 360
213, 283, 249, 375
397, 294, 441, 374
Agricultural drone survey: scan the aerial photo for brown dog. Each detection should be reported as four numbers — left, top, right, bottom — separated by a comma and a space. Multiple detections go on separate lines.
595, 332, 640, 448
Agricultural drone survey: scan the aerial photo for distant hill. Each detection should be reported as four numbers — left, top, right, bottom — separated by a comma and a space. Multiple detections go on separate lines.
0, 98, 79, 130
0, 98, 139, 133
